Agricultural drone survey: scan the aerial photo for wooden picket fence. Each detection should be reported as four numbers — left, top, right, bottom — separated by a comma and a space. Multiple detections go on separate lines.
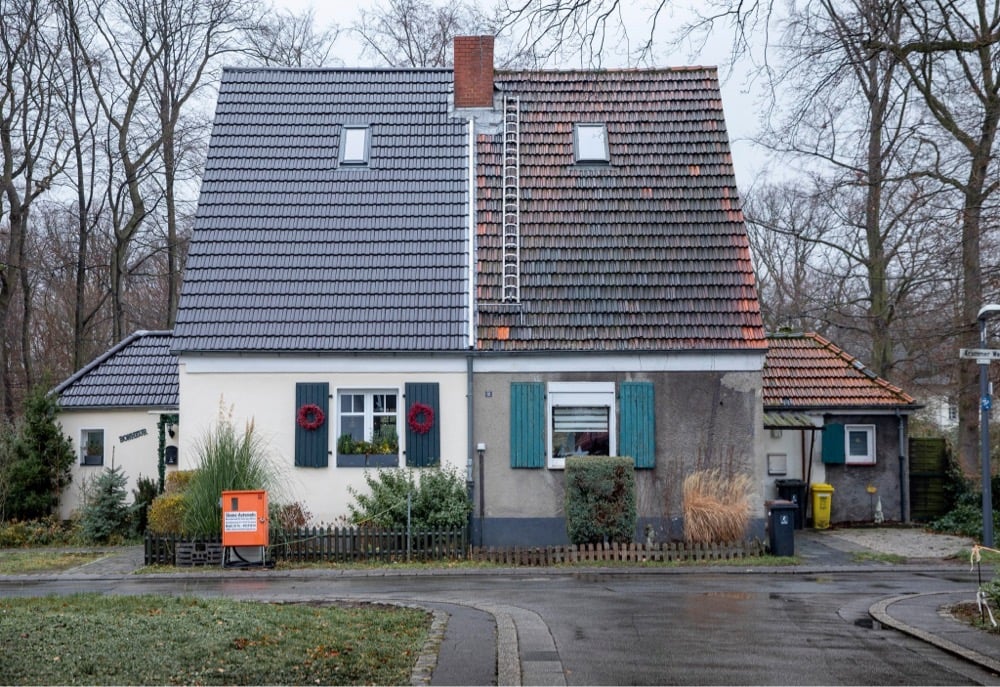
468, 540, 766, 566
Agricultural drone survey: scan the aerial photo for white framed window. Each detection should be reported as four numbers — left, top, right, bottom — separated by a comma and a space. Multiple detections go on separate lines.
574, 123, 609, 163
341, 125, 370, 165
845, 424, 876, 464
81, 428, 104, 466
547, 382, 616, 469
338, 389, 398, 443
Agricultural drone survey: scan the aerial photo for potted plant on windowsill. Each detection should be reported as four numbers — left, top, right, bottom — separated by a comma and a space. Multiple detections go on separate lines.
336, 428, 399, 468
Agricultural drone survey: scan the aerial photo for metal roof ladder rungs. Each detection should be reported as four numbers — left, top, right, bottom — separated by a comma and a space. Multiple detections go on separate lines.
502, 96, 520, 303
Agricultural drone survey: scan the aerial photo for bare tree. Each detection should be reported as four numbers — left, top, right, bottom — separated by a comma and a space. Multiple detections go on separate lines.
0, 0, 67, 417
357, 0, 537, 68
241, 5, 341, 67
866, 0, 1000, 477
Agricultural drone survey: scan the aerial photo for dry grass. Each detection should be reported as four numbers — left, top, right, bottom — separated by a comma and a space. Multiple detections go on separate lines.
683, 470, 753, 544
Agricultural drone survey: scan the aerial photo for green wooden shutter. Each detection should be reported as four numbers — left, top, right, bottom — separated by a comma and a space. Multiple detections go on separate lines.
295, 382, 329, 468
510, 382, 545, 468
405, 382, 440, 467
619, 381, 655, 468
822, 422, 845, 464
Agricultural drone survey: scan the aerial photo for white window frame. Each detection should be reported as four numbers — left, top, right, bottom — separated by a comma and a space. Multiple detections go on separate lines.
340, 125, 370, 165
337, 388, 399, 443
80, 428, 104, 466
574, 123, 609, 163
547, 381, 616, 469
845, 424, 876, 465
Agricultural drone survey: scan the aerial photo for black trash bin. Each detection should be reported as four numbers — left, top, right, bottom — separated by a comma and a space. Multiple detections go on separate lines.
775, 478, 807, 529
767, 499, 797, 557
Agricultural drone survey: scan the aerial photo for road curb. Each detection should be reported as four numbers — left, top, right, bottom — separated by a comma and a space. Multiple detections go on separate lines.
870, 592, 1000, 674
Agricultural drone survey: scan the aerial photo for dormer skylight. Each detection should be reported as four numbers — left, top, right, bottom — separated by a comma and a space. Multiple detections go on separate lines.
341, 125, 370, 165
574, 123, 609, 163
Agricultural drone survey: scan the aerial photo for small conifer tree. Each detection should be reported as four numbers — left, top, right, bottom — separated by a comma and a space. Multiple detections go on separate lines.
3, 388, 75, 521
81, 466, 132, 543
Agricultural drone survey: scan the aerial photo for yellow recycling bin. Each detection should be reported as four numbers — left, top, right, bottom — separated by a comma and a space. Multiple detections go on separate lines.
811, 483, 835, 529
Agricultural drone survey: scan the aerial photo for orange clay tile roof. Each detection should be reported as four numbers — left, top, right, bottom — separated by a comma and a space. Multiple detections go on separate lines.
764, 332, 917, 409
476, 68, 766, 352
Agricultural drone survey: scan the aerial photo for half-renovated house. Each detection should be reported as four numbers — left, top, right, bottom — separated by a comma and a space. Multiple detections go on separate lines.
52, 330, 179, 518
102, 37, 767, 544
762, 331, 920, 525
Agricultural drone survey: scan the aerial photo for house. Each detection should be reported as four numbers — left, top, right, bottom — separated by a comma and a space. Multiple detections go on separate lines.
60, 37, 768, 544
762, 331, 920, 525
52, 330, 179, 519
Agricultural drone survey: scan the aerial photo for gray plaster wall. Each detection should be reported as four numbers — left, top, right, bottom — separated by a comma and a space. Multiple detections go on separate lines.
822, 413, 908, 524
471, 368, 764, 546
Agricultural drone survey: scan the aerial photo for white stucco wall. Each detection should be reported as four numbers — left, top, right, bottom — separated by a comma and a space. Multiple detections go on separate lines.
177, 356, 469, 525
57, 408, 179, 519
761, 419, 826, 502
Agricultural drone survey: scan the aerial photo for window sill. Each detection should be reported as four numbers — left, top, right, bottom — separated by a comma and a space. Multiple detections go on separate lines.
336, 453, 399, 468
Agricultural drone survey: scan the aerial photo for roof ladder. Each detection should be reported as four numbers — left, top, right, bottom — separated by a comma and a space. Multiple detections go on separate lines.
501, 96, 521, 303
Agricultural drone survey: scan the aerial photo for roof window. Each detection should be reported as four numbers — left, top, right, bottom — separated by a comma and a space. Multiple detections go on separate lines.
574, 123, 609, 163
341, 125, 370, 165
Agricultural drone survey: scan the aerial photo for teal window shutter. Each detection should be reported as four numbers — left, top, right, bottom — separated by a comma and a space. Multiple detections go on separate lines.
619, 381, 655, 468
405, 382, 440, 467
510, 382, 545, 468
822, 422, 846, 464
295, 382, 329, 468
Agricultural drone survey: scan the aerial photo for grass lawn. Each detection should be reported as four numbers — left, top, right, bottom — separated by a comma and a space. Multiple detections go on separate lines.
0, 550, 103, 574
0, 594, 429, 685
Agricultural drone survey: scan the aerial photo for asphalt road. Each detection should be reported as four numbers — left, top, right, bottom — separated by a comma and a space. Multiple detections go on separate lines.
1, 568, 997, 685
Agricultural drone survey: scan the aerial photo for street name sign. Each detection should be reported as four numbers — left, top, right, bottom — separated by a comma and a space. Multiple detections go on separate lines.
960, 348, 1000, 360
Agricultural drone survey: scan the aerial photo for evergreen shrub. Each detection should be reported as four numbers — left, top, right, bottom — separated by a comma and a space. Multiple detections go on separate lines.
564, 456, 636, 545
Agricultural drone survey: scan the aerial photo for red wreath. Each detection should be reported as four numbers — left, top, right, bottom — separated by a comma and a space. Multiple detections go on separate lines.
407, 402, 434, 435
296, 403, 325, 431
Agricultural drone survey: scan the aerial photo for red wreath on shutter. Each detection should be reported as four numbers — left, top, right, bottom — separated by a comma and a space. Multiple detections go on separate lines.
407, 402, 434, 435
296, 403, 325, 431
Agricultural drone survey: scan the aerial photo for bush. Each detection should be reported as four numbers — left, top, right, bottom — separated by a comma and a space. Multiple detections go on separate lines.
348, 467, 470, 531
564, 456, 636, 545
683, 469, 753, 544
0, 516, 80, 547
147, 494, 189, 535
929, 488, 1000, 539
165, 470, 195, 494
80, 466, 132, 544
182, 418, 283, 536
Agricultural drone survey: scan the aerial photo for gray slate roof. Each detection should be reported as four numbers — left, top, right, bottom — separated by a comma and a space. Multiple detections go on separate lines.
53, 331, 178, 409
172, 68, 470, 353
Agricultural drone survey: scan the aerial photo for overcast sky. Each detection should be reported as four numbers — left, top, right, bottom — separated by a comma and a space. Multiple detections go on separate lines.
270, 0, 769, 190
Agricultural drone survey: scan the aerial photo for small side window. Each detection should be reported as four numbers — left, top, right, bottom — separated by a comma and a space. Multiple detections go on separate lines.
845, 424, 876, 465
341, 125, 370, 165
81, 429, 104, 466
574, 123, 609, 163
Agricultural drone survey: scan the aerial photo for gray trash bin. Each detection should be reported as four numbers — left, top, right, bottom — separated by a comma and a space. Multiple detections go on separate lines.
767, 499, 797, 557
775, 479, 807, 529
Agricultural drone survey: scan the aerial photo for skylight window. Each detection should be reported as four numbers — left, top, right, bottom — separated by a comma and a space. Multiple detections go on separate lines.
341, 125, 370, 165
574, 123, 609, 163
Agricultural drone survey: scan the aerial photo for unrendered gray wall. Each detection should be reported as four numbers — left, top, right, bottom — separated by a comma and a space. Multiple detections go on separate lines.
822, 414, 907, 524
471, 369, 764, 546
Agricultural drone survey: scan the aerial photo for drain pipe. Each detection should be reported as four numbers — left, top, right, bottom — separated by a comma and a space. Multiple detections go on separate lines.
897, 409, 907, 522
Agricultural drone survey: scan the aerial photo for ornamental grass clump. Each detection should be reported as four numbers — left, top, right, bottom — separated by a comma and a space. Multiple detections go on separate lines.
683, 469, 753, 544
182, 418, 285, 536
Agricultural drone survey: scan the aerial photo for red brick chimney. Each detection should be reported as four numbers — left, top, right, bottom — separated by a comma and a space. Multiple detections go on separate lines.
454, 36, 494, 108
